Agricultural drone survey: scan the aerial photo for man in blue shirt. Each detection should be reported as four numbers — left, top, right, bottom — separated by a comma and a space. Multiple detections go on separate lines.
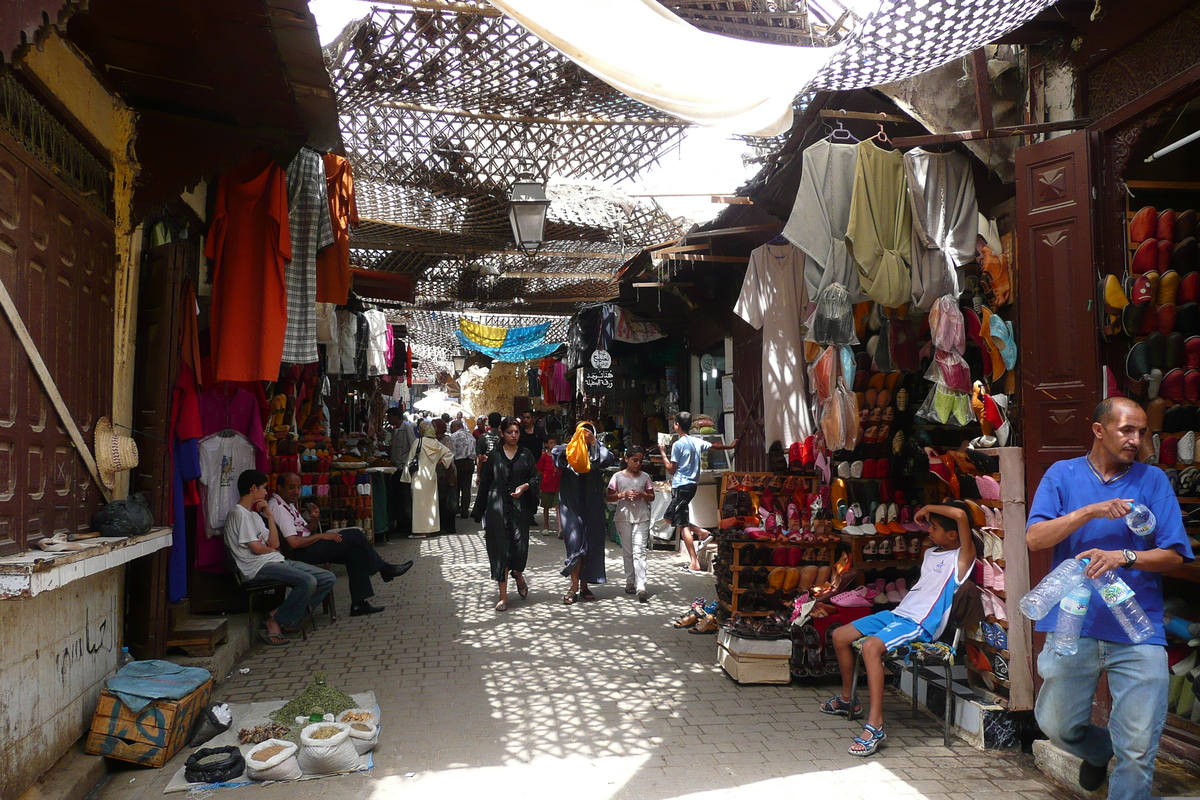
657, 412, 736, 574
1026, 396, 1192, 799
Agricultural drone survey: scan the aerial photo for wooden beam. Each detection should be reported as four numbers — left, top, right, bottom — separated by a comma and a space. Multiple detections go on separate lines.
971, 48, 994, 133
371, 0, 504, 15
651, 243, 709, 254
685, 224, 779, 238
664, 253, 749, 263
633, 282, 694, 288
520, 296, 618, 304
889, 118, 1091, 147
818, 109, 911, 124
501, 272, 616, 279
376, 101, 683, 128
711, 196, 753, 205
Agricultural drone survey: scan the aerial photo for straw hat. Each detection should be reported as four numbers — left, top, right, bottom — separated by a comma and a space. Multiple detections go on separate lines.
95, 416, 139, 490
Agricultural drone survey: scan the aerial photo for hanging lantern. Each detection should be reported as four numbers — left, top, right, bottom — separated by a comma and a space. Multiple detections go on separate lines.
508, 173, 550, 255
451, 346, 469, 375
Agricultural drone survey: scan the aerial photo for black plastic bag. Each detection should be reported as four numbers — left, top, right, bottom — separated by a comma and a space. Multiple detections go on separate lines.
187, 703, 232, 748
184, 746, 245, 784
90, 493, 153, 538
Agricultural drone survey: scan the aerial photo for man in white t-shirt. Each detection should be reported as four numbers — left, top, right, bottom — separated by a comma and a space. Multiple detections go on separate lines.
269, 472, 411, 617
224, 470, 335, 646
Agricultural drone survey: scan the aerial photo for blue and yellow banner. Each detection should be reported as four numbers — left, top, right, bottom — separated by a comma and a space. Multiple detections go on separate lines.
457, 319, 562, 361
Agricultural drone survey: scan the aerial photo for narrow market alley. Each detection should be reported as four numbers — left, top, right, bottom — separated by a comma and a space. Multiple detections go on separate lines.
93, 533, 1064, 800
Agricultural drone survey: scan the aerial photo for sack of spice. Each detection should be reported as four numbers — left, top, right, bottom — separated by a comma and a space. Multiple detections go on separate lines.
343, 720, 379, 755
336, 708, 377, 726
297, 722, 359, 774
183, 746, 245, 784
245, 738, 301, 782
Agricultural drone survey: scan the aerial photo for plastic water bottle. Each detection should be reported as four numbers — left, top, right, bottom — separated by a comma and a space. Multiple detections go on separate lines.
1053, 585, 1092, 655
117, 646, 135, 667
1019, 558, 1090, 620
1091, 571, 1155, 643
1125, 503, 1156, 538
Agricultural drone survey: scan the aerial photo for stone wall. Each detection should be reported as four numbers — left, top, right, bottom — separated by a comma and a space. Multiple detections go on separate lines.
0, 570, 123, 800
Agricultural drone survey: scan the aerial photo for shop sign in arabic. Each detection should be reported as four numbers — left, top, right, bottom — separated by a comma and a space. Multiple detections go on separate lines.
583, 367, 614, 395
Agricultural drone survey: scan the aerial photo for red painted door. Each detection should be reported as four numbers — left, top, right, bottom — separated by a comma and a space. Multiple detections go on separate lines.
1015, 130, 1101, 581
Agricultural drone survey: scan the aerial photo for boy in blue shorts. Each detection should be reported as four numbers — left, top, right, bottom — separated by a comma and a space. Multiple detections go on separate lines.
821, 502, 975, 756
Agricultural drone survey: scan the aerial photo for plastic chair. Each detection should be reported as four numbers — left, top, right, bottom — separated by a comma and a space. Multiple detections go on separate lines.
848, 579, 984, 747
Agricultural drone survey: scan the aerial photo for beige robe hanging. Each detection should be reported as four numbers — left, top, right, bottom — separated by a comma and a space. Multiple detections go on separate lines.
846, 140, 912, 308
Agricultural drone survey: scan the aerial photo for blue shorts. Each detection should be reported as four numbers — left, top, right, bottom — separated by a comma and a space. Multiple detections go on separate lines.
852, 610, 932, 650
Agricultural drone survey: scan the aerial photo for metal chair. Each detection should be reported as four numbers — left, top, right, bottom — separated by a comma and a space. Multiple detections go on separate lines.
225, 550, 323, 641
848, 579, 985, 747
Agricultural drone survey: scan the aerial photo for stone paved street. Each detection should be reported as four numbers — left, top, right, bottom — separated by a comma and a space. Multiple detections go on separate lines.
95, 529, 1067, 800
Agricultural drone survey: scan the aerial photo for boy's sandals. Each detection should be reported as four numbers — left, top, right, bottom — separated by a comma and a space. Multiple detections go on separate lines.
819, 695, 861, 717
848, 723, 886, 756
562, 591, 578, 605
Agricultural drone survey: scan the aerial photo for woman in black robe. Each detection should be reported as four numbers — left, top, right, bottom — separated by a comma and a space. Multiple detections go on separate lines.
472, 416, 539, 611
554, 422, 616, 604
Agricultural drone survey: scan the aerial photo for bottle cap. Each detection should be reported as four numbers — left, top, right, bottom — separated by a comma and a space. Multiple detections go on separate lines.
1080, 557, 1091, 565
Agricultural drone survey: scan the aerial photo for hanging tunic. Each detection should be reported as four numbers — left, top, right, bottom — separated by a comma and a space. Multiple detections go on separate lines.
904, 148, 978, 311
400, 436, 454, 534
283, 148, 334, 365
846, 140, 913, 308
734, 242, 814, 448
316, 153, 359, 305
782, 139, 861, 297
554, 443, 615, 584
473, 446, 541, 581
205, 152, 290, 382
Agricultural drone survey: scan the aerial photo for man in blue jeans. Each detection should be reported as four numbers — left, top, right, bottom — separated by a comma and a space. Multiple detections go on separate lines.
657, 411, 736, 573
1026, 397, 1192, 798
225, 469, 335, 645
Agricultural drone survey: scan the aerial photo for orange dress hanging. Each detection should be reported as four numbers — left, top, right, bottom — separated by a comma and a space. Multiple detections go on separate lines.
316, 153, 359, 304
205, 152, 291, 382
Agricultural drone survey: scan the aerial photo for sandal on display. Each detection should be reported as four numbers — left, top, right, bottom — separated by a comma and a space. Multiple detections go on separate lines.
848, 723, 886, 757
689, 615, 719, 634
673, 611, 699, 628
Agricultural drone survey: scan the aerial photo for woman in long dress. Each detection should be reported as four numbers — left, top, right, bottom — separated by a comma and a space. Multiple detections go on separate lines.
555, 422, 615, 604
472, 416, 539, 611
400, 421, 455, 538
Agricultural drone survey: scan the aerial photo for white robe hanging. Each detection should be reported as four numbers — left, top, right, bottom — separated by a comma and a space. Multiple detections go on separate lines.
733, 242, 814, 450
905, 148, 978, 310
783, 139, 861, 299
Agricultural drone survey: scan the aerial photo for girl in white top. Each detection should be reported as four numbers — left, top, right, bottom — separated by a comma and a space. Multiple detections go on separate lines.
606, 447, 656, 602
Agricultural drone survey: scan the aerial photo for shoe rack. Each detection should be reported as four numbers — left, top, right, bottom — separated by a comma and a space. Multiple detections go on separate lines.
714, 472, 830, 618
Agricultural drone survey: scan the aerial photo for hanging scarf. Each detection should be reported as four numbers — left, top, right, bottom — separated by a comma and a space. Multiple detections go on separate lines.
565, 422, 594, 474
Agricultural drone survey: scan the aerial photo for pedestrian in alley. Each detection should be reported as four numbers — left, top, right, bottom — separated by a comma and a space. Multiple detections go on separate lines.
823, 502, 974, 756
658, 411, 737, 573
606, 445, 655, 602
537, 434, 561, 536
268, 472, 412, 616
472, 416, 539, 611
224, 469, 335, 645
1025, 397, 1191, 798
432, 419, 458, 533
555, 421, 615, 604
387, 406, 416, 537
402, 420, 455, 538
449, 418, 476, 518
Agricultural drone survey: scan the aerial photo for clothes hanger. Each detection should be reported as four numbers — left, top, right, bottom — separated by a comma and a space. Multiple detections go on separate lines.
768, 230, 788, 245
828, 120, 859, 143
868, 122, 894, 149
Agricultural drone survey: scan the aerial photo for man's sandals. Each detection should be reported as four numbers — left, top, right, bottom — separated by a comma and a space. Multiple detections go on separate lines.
848, 723, 886, 757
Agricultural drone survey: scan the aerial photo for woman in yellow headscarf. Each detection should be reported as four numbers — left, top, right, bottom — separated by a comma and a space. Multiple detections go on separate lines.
553, 421, 615, 603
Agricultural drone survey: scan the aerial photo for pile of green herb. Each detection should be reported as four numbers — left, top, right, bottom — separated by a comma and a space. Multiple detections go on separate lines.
269, 672, 356, 725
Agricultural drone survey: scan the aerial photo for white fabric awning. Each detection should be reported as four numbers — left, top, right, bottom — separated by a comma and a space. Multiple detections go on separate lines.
486, 0, 1057, 136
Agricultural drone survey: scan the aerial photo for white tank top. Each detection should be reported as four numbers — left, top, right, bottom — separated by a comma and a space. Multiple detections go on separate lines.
894, 546, 965, 639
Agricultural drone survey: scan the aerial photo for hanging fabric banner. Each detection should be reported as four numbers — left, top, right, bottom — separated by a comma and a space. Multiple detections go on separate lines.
457, 319, 563, 362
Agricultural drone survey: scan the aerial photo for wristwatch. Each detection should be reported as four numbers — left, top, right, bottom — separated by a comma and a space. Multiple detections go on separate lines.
1122, 549, 1138, 569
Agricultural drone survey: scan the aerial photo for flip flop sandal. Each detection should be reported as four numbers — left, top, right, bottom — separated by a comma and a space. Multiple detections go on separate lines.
259, 629, 288, 646
580, 588, 597, 601
849, 723, 886, 756
562, 591, 578, 605
495, 601, 508, 612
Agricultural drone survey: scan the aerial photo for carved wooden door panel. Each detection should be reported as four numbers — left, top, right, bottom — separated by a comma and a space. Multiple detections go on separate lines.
0, 129, 113, 555
1015, 131, 1101, 576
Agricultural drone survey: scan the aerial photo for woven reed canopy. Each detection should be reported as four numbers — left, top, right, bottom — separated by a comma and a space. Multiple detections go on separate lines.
326, 4, 693, 314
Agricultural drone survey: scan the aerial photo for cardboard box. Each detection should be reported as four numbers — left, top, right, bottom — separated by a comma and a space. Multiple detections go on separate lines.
85, 679, 213, 767
718, 628, 791, 658
717, 644, 791, 684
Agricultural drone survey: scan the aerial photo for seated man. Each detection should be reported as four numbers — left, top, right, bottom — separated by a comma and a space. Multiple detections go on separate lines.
269, 472, 413, 617
225, 470, 336, 646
